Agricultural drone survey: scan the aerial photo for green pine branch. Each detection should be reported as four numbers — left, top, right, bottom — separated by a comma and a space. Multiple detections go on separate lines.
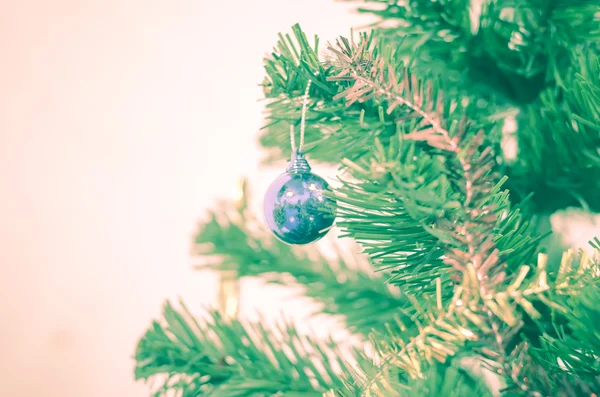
351, 0, 600, 212
134, 300, 358, 396
354, 0, 600, 103
324, 31, 600, 395
325, 32, 541, 295
193, 201, 407, 335
261, 24, 397, 164
508, 48, 600, 211
342, 249, 600, 396
136, 3, 600, 395
488, 248, 600, 396
331, 361, 493, 397
261, 24, 506, 165
134, 301, 499, 397
523, 248, 600, 394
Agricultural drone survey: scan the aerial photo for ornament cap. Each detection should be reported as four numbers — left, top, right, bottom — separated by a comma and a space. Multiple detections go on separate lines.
286, 151, 311, 174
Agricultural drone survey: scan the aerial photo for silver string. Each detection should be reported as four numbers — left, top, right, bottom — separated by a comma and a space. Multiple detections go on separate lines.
290, 79, 312, 153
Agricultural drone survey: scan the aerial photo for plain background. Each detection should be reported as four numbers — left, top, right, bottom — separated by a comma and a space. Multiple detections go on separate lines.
0, 1, 370, 396
1, 1, 598, 397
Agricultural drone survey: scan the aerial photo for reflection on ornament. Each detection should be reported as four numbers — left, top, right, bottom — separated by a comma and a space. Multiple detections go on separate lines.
264, 151, 336, 245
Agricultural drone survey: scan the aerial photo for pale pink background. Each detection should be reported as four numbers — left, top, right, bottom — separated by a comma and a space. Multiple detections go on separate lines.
0, 1, 370, 396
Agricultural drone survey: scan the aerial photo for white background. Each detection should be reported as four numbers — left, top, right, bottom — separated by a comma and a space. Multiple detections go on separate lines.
0, 1, 370, 396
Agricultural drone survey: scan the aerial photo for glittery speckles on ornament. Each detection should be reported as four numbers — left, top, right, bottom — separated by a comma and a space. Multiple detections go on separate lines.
264, 151, 336, 245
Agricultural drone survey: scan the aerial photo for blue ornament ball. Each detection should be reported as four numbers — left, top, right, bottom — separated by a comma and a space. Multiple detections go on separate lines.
264, 151, 336, 245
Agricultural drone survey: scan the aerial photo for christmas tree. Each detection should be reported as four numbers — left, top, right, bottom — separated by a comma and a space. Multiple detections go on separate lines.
134, 1, 600, 395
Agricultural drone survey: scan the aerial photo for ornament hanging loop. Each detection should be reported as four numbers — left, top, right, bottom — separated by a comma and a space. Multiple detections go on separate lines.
264, 78, 336, 245
290, 79, 312, 154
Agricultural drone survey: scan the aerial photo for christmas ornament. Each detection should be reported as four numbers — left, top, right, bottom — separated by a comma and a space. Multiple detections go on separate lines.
264, 81, 336, 245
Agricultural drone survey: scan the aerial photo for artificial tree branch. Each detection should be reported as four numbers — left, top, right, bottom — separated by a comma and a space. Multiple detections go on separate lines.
325, 35, 575, 395
327, 36, 506, 293
135, 300, 358, 396
193, 201, 407, 335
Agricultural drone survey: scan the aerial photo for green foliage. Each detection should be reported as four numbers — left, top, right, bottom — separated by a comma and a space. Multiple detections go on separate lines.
260, 23, 508, 165
526, 251, 600, 393
493, 249, 600, 396
135, 300, 356, 396
194, 201, 407, 335
508, 49, 600, 211
356, 0, 600, 101
354, 0, 600, 212
332, 361, 494, 397
135, 1, 600, 396
340, 250, 600, 396
322, 27, 600, 395
327, 33, 542, 296
261, 25, 396, 164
